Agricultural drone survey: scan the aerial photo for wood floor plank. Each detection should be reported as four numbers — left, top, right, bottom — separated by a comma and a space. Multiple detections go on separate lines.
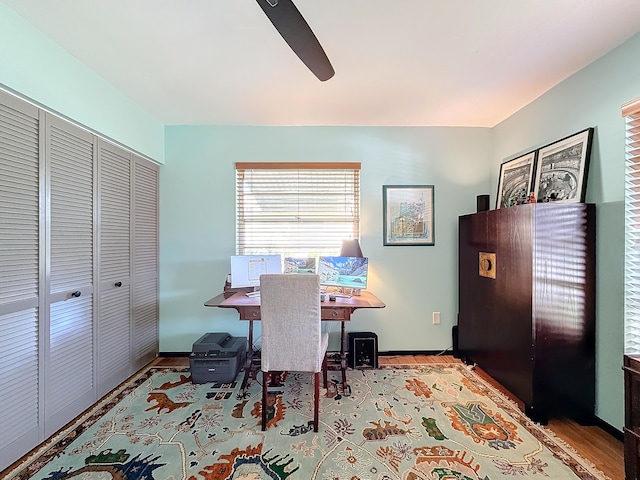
547, 417, 624, 480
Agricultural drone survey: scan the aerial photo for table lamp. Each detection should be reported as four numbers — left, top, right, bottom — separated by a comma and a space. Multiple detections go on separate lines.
340, 239, 363, 258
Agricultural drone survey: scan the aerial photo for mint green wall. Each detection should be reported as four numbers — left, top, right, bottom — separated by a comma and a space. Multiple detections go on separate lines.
160, 126, 492, 353
492, 32, 640, 430
0, 3, 164, 162
4, 0, 637, 430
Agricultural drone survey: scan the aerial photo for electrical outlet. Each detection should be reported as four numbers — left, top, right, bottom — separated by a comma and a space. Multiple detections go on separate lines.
432, 312, 441, 324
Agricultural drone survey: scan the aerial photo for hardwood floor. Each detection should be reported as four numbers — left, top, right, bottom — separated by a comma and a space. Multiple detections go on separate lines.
156, 353, 624, 480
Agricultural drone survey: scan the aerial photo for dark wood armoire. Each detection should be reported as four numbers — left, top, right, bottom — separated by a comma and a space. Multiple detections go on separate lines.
458, 202, 596, 424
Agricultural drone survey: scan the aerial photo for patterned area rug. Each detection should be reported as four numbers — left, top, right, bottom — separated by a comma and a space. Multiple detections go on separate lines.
5, 363, 609, 480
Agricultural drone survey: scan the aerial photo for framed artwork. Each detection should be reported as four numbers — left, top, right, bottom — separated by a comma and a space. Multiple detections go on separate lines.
495, 151, 537, 209
383, 185, 434, 246
533, 127, 594, 203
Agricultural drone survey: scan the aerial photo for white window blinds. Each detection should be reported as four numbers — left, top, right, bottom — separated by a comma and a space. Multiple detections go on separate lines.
236, 162, 361, 257
624, 97, 640, 355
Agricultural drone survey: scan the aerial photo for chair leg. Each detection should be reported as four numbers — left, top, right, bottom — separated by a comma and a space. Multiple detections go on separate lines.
322, 354, 328, 389
313, 371, 320, 432
262, 370, 268, 431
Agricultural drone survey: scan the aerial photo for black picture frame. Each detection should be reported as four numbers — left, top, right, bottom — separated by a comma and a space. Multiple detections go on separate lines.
495, 151, 537, 209
532, 127, 594, 203
383, 185, 434, 246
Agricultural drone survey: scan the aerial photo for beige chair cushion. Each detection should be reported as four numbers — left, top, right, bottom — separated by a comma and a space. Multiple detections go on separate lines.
259, 274, 328, 373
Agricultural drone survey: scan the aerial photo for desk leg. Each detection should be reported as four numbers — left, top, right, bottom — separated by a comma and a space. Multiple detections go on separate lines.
241, 320, 254, 390
340, 321, 347, 389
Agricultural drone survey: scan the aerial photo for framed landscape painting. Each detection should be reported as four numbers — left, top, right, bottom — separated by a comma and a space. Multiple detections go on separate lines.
495, 151, 537, 209
383, 185, 434, 246
533, 127, 594, 203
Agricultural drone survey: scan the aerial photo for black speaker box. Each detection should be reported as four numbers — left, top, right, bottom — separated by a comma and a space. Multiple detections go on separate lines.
477, 194, 490, 212
348, 332, 378, 369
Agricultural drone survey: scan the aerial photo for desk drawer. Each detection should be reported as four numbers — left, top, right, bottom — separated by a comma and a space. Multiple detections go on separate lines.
322, 308, 348, 320
239, 306, 261, 320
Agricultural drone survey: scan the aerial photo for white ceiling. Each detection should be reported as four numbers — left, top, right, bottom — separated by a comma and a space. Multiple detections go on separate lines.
4, 0, 640, 127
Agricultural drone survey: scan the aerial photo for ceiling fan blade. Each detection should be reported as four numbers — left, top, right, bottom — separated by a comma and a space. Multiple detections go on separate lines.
256, 0, 334, 81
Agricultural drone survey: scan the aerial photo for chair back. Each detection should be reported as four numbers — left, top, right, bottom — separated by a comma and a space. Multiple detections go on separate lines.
259, 274, 323, 373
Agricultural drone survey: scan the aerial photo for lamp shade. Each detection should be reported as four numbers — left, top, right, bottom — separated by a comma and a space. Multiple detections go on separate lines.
340, 239, 363, 257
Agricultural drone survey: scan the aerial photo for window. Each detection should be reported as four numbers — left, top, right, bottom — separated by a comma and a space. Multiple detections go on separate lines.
624, 97, 640, 355
235, 162, 361, 257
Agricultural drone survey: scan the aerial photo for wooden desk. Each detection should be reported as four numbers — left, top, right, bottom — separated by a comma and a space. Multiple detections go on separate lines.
204, 290, 385, 390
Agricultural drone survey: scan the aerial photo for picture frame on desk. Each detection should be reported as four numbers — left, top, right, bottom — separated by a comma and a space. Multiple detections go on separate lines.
383, 185, 434, 246
532, 127, 594, 204
495, 151, 537, 209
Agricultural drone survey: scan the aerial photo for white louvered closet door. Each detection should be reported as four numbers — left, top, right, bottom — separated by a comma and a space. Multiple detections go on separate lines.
0, 89, 160, 471
44, 113, 96, 436
0, 90, 41, 467
132, 156, 159, 369
96, 140, 131, 396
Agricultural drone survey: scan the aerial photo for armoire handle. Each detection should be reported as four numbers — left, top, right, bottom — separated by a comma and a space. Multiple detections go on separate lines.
115, 281, 122, 287
71, 291, 81, 298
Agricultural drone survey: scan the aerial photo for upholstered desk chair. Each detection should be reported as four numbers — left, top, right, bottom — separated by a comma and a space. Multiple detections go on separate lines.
259, 273, 329, 432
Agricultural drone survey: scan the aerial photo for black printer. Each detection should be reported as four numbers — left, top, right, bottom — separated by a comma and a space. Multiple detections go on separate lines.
189, 332, 247, 383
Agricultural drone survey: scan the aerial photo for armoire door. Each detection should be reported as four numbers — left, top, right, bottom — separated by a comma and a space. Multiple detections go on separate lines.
44, 113, 96, 436
0, 90, 42, 469
96, 140, 131, 396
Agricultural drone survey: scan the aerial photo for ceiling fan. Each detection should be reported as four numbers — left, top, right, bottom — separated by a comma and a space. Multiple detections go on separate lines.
255, 0, 335, 81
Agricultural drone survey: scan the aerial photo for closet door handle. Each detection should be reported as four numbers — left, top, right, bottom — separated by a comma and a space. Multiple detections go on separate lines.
115, 281, 122, 287
71, 290, 82, 298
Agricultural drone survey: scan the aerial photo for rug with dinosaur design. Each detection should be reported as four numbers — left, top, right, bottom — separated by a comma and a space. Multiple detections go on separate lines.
4, 363, 609, 479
